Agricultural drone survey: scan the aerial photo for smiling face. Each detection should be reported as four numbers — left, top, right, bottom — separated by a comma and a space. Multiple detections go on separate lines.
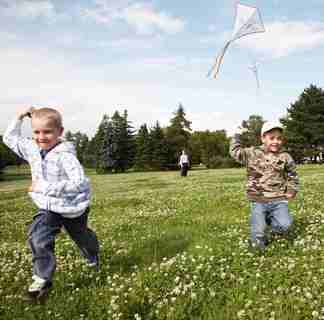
31, 117, 63, 151
261, 128, 284, 153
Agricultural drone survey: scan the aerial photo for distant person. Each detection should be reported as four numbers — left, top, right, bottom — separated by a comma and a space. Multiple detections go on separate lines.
179, 150, 189, 176
3, 107, 99, 302
230, 121, 299, 251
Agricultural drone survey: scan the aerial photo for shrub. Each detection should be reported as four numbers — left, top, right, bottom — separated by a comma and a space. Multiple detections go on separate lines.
207, 156, 241, 169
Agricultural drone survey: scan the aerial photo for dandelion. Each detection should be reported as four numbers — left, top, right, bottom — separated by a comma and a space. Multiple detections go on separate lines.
237, 309, 246, 318
306, 292, 313, 299
209, 289, 216, 297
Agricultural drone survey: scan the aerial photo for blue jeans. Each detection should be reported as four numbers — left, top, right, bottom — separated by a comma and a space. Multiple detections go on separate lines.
250, 200, 293, 246
28, 208, 99, 281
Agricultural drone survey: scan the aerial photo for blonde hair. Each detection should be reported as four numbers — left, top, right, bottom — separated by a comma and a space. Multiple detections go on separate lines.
33, 107, 63, 128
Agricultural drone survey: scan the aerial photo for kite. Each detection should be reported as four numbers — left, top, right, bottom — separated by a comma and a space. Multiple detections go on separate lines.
207, 3, 265, 78
249, 61, 260, 89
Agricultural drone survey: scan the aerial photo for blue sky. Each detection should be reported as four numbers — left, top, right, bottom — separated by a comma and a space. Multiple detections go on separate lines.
1, 0, 324, 137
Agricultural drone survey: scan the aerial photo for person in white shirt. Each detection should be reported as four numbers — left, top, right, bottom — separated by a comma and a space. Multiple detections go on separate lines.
179, 150, 189, 176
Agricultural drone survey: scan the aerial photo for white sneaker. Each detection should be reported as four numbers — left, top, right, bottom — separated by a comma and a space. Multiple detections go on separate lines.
25, 275, 52, 302
28, 275, 47, 292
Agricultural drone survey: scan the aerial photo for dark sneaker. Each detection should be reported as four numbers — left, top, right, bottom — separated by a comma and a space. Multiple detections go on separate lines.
282, 229, 297, 242
248, 238, 266, 253
88, 255, 100, 271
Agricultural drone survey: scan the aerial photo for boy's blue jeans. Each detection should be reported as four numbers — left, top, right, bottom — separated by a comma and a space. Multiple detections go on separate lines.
28, 208, 99, 282
250, 200, 293, 247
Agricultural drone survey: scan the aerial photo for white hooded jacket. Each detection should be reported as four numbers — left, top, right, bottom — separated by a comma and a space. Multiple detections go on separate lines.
3, 119, 91, 218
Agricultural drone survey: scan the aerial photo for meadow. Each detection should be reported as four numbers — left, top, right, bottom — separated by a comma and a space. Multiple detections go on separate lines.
1, 165, 324, 320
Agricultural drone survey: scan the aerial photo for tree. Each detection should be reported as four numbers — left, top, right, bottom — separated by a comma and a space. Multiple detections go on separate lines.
65, 130, 89, 164
111, 110, 136, 173
92, 114, 114, 173
239, 115, 265, 147
101, 119, 115, 171
150, 121, 169, 170
64, 131, 74, 143
281, 84, 324, 163
189, 130, 234, 168
0, 137, 8, 175
0, 135, 25, 171
133, 124, 152, 170
165, 103, 192, 167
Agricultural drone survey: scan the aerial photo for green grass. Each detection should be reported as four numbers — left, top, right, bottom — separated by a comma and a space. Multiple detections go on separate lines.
1, 165, 324, 319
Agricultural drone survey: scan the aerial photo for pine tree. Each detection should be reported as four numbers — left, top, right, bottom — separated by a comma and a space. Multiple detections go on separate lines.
150, 121, 169, 170
134, 124, 152, 170
102, 119, 115, 172
64, 131, 89, 164
165, 103, 192, 167
121, 110, 136, 170
111, 110, 135, 173
94, 114, 115, 173
281, 84, 324, 162
83, 137, 97, 168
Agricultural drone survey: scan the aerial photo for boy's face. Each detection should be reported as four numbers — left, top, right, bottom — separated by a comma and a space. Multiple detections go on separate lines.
31, 117, 63, 150
261, 129, 284, 153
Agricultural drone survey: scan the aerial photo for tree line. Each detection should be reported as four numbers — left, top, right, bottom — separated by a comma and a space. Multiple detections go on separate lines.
1, 84, 324, 175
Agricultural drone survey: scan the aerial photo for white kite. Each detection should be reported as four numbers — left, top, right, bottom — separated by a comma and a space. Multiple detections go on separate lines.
207, 3, 265, 78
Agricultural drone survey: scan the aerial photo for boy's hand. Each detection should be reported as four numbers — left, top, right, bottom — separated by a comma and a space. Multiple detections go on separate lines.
18, 107, 35, 121
286, 192, 296, 200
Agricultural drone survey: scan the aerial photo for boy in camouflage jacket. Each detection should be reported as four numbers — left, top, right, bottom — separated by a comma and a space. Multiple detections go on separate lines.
230, 121, 299, 250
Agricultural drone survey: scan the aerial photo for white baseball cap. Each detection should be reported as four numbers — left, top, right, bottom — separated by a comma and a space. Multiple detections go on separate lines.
261, 121, 283, 136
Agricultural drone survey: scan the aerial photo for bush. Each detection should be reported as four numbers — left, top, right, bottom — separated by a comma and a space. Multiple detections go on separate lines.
206, 156, 241, 169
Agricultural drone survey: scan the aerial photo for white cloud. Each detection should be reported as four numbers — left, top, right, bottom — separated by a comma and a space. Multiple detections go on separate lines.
0, 0, 55, 20
208, 24, 217, 33
121, 3, 185, 35
0, 45, 238, 137
0, 31, 18, 41
82, 1, 185, 35
237, 20, 324, 58
0, 47, 182, 136
187, 111, 225, 132
100, 34, 163, 49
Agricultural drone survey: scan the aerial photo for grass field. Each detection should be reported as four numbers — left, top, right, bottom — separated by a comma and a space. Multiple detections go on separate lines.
1, 165, 324, 320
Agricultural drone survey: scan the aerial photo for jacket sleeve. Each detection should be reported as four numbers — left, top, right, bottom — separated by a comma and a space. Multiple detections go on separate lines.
285, 154, 299, 194
3, 118, 33, 161
229, 134, 250, 166
33, 153, 90, 197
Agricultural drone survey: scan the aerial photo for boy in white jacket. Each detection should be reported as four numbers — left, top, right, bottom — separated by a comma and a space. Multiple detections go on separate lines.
3, 107, 99, 301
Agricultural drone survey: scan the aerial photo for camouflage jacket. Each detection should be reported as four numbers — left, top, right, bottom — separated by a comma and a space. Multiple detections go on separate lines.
230, 134, 299, 202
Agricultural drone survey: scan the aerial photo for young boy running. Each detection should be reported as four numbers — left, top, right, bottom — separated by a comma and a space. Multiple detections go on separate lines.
3, 107, 99, 301
230, 121, 299, 250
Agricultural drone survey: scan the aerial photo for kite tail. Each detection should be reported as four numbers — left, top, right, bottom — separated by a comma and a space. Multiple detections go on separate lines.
207, 41, 231, 78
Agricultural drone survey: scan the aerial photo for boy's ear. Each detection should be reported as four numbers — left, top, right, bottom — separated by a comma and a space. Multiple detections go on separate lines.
59, 127, 64, 136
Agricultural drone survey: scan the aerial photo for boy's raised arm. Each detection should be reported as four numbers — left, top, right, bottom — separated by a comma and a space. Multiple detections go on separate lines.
3, 107, 35, 161
229, 127, 250, 166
